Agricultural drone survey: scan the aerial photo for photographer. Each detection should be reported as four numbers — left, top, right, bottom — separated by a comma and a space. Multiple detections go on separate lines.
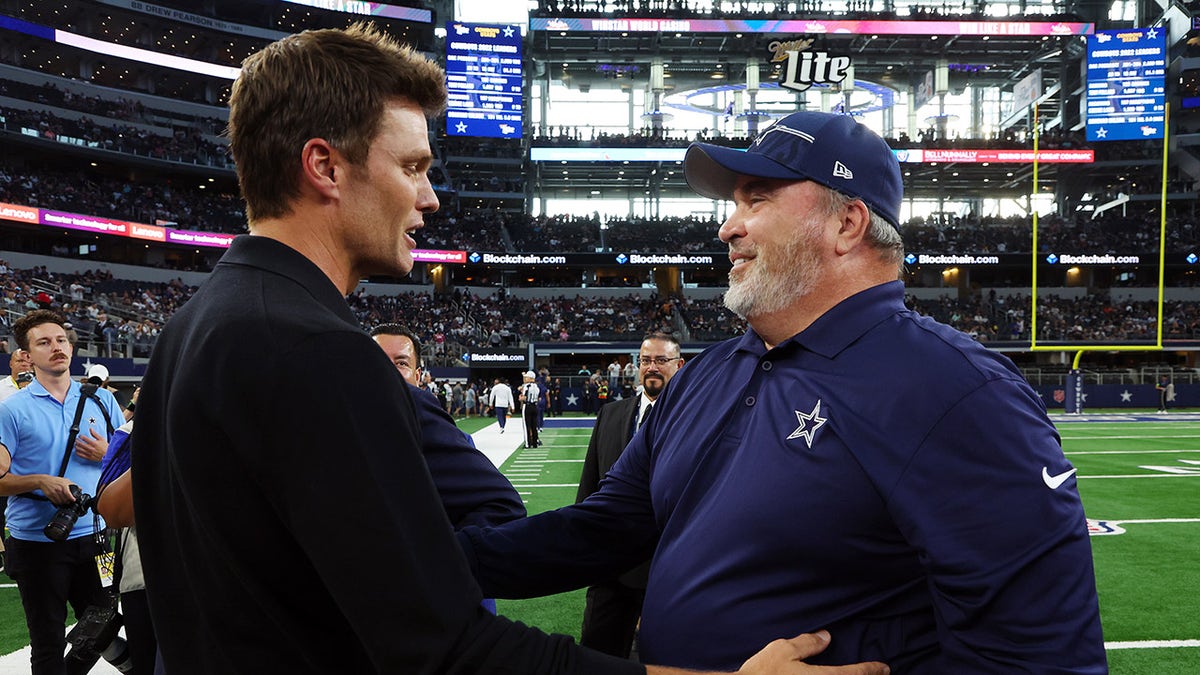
0, 310, 125, 675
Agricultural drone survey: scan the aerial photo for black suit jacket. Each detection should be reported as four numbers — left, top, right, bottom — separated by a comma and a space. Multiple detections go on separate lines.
131, 236, 637, 675
576, 395, 649, 589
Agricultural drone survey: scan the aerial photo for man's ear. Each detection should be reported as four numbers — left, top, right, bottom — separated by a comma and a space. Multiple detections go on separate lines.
833, 198, 872, 256
300, 138, 340, 201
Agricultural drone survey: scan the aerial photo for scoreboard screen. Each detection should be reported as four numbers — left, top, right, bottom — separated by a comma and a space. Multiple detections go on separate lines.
1085, 27, 1165, 141
445, 23, 522, 138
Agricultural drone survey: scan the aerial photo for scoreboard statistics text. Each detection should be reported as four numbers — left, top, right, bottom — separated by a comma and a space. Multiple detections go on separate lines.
445, 23, 522, 138
1085, 27, 1165, 141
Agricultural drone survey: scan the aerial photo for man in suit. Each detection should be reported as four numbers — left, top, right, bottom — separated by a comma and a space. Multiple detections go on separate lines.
575, 332, 683, 659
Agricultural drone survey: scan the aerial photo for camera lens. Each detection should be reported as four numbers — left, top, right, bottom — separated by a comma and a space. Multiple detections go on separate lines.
43, 486, 88, 542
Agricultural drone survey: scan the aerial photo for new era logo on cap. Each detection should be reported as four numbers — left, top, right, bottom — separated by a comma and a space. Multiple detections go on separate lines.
682, 110, 903, 228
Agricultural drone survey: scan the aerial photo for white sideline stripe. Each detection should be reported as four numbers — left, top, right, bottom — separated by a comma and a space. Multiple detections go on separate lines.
1061, 435, 1200, 440
469, 422, 525, 468
541, 459, 585, 463
0, 583, 14, 589
1113, 518, 1200, 525
1067, 449, 1200, 455
1080, 474, 1200, 479
1106, 640, 1200, 650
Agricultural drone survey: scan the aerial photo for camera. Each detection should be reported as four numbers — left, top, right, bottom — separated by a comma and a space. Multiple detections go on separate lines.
43, 485, 95, 542
65, 595, 134, 674
15, 370, 33, 385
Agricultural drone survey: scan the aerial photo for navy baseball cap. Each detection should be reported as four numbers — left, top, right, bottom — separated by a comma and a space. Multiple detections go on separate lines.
684, 111, 903, 228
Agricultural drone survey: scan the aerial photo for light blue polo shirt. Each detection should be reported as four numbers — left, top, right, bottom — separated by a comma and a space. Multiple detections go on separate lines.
0, 379, 124, 542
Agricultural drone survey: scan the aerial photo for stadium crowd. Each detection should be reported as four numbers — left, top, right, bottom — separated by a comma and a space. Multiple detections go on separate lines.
532, 125, 1091, 151
0, 105, 231, 168
0, 78, 227, 135
4, 158, 1197, 257
3, 264, 1198, 363
0, 163, 246, 235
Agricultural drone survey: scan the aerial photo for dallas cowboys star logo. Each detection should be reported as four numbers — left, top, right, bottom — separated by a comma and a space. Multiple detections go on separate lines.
786, 399, 827, 449
566, 393, 579, 407
455, 122, 468, 133
502, 25, 515, 38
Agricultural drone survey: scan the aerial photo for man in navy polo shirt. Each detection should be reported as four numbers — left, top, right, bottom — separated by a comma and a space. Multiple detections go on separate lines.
460, 111, 1107, 673
0, 310, 124, 674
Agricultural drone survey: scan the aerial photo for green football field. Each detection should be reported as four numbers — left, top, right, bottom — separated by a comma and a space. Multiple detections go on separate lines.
3, 413, 1197, 672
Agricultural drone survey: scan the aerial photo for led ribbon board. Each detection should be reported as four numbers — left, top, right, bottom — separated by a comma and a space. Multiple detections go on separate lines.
445, 23, 523, 138
530, 18, 1093, 35
1085, 27, 1166, 141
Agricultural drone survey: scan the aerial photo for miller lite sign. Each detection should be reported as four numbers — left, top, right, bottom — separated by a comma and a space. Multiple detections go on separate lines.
769, 38, 851, 93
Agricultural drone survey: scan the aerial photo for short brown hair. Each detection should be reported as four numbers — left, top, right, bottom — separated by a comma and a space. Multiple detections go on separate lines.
228, 22, 447, 223
13, 310, 66, 351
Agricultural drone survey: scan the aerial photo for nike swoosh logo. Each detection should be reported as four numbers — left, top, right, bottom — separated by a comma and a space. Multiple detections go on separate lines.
1042, 466, 1078, 490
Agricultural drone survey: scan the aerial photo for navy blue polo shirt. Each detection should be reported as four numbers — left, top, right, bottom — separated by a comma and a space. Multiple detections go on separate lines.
464, 281, 1106, 673
408, 383, 526, 529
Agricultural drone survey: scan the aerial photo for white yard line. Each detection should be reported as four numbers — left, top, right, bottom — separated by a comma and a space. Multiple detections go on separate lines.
1059, 435, 1200, 440
1106, 640, 1200, 650
1080, 474, 1200, 479
1066, 449, 1200, 455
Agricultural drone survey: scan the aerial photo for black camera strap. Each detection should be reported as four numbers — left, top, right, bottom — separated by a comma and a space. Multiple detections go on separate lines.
16, 383, 114, 503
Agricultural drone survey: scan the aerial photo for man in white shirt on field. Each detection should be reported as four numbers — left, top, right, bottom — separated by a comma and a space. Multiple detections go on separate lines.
488, 377, 515, 433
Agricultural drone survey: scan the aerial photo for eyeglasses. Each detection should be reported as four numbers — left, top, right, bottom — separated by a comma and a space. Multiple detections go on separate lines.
638, 355, 680, 367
